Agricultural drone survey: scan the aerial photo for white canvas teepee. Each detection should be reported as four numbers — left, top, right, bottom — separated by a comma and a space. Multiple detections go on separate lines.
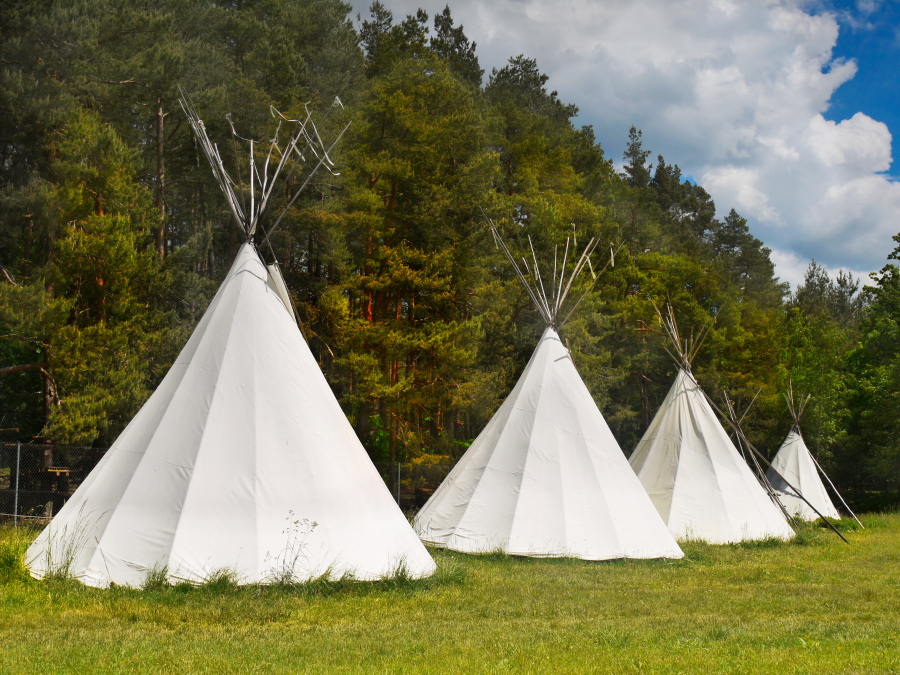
26, 97, 435, 587
415, 225, 683, 560
628, 308, 794, 544
764, 388, 857, 523
767, 430, 840, 520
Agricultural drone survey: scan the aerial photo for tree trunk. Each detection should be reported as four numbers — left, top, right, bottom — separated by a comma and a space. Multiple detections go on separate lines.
640, 373, 651, 429
389, 415, 396, 463
228, 215, 241, 266
42, 372, 53, 469
23, 218, 32, 276
356, 401, 372, 443
155, 99, 167, 261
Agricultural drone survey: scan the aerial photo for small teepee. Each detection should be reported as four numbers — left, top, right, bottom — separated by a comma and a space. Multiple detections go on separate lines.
414, 223, 683, 560
629, 306, 794, 544
26, 94, 435, 587
765, 387, 859, 525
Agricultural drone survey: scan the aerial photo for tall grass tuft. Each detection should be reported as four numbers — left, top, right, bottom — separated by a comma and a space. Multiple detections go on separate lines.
821, 516, 862, 533
0, 525, 35, 584
199, 568, 242, 593
428, 551, 467, 587
40, 504, 96, 582
262, 511, 319, 585
287, 570, 357, 598
141, 565, 170, 592
734, 535, 793, 550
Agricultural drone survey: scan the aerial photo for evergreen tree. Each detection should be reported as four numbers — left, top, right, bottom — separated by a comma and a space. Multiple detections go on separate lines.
622, 126, 652, 188
333, 46, 495, 461
848, 233, 900, 503
431, 5, 483, 87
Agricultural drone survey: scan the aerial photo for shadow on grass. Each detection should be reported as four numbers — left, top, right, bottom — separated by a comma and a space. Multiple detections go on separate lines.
1, 525, 466, 599
130, 554, 468, 600
672, 515, 859, 563
424, 545, 679, 571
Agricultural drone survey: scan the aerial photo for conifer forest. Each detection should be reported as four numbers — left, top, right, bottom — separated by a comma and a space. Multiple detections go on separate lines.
1, 0, 898, 509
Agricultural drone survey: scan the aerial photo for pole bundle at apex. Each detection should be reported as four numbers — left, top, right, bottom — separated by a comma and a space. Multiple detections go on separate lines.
653, 301, 714, 374
178, 87, 350, 248
485, 214, 624, 330
785, 382, 812, 435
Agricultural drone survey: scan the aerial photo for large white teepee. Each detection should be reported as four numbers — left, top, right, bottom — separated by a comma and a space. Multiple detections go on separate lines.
415, 225, 683, 560
27, 97, 435, 587
628, 309, 794, 544
766, 430, 840, 520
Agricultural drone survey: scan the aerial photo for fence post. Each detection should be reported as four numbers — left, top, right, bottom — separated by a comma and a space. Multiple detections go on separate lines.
14, 442, 21, 527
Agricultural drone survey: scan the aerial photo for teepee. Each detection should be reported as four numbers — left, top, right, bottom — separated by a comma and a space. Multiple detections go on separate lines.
629, 306, 794, 544
27, 94, 435, 587
414, 223, 683, 560
765, 387, 860, 525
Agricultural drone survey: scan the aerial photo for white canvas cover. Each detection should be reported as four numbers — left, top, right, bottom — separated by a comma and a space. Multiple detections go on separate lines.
266, 262, 296, 321
766, 430, 840, 520
629, 369, 794, 544
27, 244, 435, 587
414, 328, 683, 560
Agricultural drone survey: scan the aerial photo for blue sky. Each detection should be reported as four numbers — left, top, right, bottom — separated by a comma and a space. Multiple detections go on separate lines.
822, 0, 900, 178
364, 0, 900, 287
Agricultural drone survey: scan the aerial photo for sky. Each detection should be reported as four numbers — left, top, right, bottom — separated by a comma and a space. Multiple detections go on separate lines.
352, 0, 900, 289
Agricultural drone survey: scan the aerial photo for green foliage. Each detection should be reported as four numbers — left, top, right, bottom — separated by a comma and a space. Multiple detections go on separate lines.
0, 0, 897, 506
848, 233, 900, 501
0, 526, 34, 585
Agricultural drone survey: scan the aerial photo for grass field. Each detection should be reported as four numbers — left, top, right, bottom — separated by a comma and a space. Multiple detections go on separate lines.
1, 514, 898, 674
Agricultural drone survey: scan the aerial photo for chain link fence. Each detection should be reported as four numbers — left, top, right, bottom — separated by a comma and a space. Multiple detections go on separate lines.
0, 443, 453, 524
0, 442, 106, 524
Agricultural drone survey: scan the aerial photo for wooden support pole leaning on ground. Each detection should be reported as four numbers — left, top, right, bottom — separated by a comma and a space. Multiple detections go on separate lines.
702, 388, 850, 544
724, 390, 798, 528
808, 450, 864, 529
785, 383, 864, 530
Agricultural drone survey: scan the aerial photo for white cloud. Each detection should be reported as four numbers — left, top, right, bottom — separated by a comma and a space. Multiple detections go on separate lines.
769, 247, 872, 289
702, 166, 780, 222
361, 0, 900, 280
806, 113, 892, 171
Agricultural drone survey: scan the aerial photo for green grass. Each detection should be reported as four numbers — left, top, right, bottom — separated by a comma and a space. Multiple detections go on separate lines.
2, 515, 899, 674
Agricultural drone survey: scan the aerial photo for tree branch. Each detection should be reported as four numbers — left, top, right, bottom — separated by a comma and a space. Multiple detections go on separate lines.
0, 362, 48, 375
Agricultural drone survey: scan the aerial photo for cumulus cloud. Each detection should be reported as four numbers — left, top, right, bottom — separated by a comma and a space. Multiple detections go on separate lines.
361, 0, 900, 286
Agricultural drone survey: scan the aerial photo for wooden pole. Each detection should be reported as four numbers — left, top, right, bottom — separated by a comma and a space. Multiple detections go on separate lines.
808, 450, 864, 529
14, 442, 20, 527
700, 385, 849, 544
